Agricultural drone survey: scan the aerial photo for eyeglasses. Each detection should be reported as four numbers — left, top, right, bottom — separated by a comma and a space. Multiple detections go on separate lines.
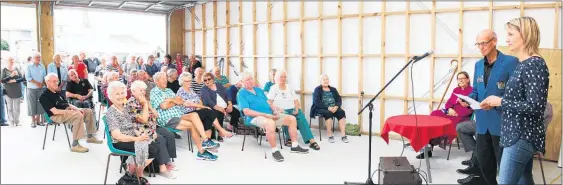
203, 78, 212, 82
475, 38, 495, 47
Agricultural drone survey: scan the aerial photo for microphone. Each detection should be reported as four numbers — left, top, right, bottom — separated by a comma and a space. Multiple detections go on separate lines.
412, 50, 434, 61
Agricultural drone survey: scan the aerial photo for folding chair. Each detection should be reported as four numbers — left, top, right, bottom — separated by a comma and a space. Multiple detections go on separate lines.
42, 113, 71, 150
102, 116, 154, 185
166, 127, 193, 153
239, 110, 283, 151
309, 113, 335, 141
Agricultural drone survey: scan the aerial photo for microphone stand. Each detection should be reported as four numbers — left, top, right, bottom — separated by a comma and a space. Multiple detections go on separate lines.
345, 56, 423, 185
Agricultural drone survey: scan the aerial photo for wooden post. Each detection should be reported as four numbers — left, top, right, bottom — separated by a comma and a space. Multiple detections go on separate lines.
358, 0, 364, 129
202, 4, 207, 69
191, 8, 196, 55
37, 1, 55, 67
268, 1, 272, 72
319, 1, 323, 75
458, 1, 464, 73
300, 0, 305, 110
337, 0, 343, 93
283, 0, 288, 70
226, 1, 231, 79
239, 0, 243, 73
213, 2, 218, 67
379, 1, 386, 132
429, 0, 436, 111
403, 0, 411, 114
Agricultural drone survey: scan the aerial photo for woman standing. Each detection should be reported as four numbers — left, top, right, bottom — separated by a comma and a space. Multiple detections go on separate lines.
481, 16, 549, 184
1, 56, 25, 126
47, 53, 69, 98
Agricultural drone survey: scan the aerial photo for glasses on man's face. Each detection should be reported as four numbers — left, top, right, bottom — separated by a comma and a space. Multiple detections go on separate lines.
203, 78, 212, 82
475, 38, 494, 48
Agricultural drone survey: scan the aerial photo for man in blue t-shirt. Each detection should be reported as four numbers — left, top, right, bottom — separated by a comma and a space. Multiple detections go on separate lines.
236, 72, 309, 162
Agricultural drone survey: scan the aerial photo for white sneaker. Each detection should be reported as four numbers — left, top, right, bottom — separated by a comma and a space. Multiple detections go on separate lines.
160, 171, 177, 179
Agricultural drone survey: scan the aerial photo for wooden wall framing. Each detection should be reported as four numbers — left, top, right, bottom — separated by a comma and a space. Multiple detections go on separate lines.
186, 0, 562, 160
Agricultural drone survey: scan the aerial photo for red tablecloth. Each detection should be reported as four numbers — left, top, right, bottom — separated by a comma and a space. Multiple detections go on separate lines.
381, 115, 457, 152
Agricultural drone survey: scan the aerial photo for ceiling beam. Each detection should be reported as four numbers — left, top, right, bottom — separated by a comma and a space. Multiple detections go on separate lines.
88, 1, 94, 6
118, 1, 127, 9
145, 1, 160, 11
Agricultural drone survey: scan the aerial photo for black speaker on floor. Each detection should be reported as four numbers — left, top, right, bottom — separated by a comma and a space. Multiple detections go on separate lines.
378, 157, 422, 185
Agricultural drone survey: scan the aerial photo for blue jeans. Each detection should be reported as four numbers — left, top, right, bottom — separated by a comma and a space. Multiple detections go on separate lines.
498, 139, 535, 185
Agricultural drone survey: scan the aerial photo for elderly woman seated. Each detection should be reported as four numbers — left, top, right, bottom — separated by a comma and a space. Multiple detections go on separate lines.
150, 71, 219, 160
191, 67, 205, 95
166, 69, 180, 93
126, 80, 178, 178
212, 67, 231, 88
416, 71, 474, 159
311, 74, 349, 143
177, 73, 233, 141
200, 72, 239, 141
267, 69, 320, 150
105, 81, 174, 183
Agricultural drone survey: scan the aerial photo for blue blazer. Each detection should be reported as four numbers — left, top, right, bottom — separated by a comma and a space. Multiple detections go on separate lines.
468, 51, 518, 136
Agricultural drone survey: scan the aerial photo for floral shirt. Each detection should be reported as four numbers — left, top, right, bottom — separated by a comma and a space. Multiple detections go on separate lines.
176, 87, 201, 114
125, 97, 157, 142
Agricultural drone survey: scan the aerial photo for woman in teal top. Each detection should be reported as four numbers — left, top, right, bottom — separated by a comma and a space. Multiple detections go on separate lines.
212, 67, 231, 88
310, 74, 349, 143
263, 69, 277, 93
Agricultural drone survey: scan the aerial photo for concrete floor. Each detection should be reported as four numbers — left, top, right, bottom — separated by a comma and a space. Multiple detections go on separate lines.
1, 100, 561, 184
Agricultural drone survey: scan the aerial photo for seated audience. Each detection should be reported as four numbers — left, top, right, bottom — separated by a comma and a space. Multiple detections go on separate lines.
263, 69, 277, 93
150, 72, 219, 160
122, 55, 139, 74
237, 72, 309, 162
167, 69, 180, 93
267, 69, 320, 150
177, 73, 233, 141
187, 55, 202, 78
124, 80, 178, 178
103, 72, 129, 106
161, 54, 176, 70
417, 71, 473, 159
105, 81, 160, 183
66, 69, 94, 108
212, 67, 230, 88
143, 55, 160, 78
191, 67, 205, 95
199, 72, 239, 141
108, 55, 124, 76
311, 74, 349, 143
39, 73, 102, 153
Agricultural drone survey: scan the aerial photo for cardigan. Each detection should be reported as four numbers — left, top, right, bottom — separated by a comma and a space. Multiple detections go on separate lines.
201, 82, 230, 108
310, 85, 342, 118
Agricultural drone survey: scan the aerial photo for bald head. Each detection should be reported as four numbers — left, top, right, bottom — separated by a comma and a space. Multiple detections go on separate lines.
477, 29, 497, 40
476, 29, 498, 57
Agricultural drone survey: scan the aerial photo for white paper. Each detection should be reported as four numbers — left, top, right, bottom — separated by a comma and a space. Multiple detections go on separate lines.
455, 94, 481, 110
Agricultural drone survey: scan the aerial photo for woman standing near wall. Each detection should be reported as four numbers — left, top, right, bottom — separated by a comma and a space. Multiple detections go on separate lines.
481, 16, 549, 184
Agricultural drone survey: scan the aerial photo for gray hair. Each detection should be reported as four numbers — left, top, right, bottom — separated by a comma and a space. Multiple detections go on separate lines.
167, 69, 177, 76
178, 72, 193, 85
130, 80, 147, 91
68, 69, 78, 76
45, 73, 58, 81
153, 71, 167, 82
274, 68, 287, 83
239, 71, 253, 82
104, 71, 119, 81
32, 52, 41, 58
107, 81, 127, 102
319, 74, 329, 84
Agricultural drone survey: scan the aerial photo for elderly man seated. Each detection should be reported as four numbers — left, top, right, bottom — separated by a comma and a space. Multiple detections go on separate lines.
39, 73, 102, 153
237, 72, 309, 162
150, 72, 219, 161
66, 69, 94, 108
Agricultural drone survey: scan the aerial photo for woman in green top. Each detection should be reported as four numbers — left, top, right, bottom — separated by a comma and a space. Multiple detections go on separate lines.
263, 69, 277, 93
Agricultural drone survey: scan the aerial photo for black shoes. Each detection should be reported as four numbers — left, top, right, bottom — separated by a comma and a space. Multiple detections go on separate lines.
457, 175, 480, 185
456, 166, 480, 176
461, 159, 472, 166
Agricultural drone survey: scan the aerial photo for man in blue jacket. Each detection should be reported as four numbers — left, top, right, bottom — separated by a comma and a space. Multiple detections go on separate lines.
457, 30, 519, 185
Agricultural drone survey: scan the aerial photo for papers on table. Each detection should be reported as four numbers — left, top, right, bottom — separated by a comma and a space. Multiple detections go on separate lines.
455, 94, 481, 110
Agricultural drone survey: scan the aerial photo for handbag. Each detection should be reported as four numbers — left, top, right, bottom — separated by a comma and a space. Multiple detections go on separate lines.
116, 171, 148, 185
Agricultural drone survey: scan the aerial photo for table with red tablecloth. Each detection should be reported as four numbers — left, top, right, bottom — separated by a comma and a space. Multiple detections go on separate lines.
380, 115, 457, 183
381, 115, 457, 152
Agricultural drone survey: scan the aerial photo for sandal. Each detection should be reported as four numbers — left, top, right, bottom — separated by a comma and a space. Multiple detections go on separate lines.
284, 140, 292, 147
309, 142, 320, 150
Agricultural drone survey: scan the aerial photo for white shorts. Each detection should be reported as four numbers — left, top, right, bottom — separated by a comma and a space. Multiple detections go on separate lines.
250, 113, 291, 128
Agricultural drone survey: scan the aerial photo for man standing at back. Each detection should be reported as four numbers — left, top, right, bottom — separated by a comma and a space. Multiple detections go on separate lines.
457, 30, 518, 185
